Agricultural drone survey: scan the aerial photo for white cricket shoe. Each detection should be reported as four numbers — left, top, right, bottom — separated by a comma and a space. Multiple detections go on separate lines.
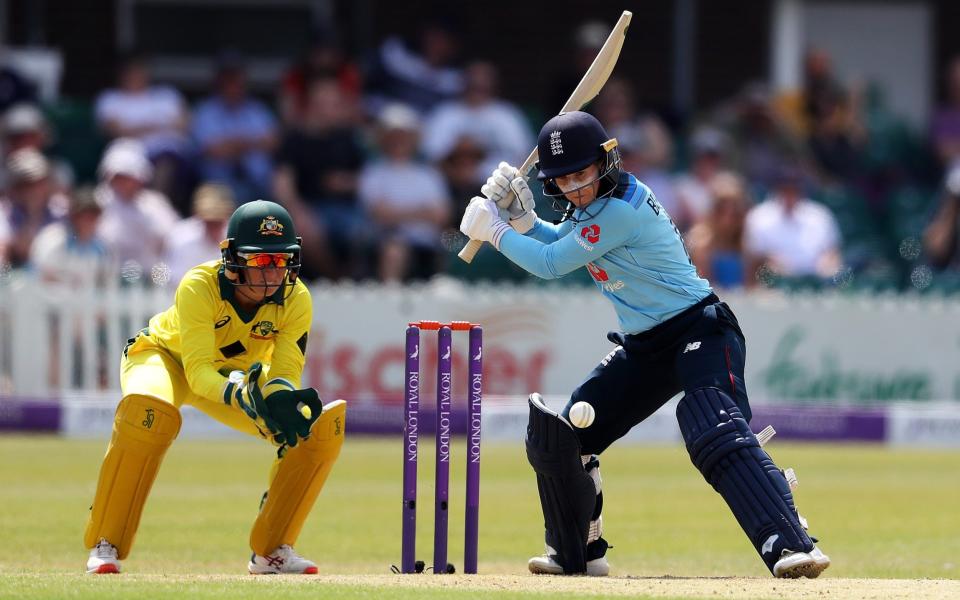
528, 553, 610, 576
773, 546, 831, 579
86, 538, 120, 574
248, 545, 318, 574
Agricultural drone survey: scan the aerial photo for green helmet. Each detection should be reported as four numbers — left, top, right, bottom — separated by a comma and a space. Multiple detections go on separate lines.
225, 200, 300, 253
220, 200, 302, 291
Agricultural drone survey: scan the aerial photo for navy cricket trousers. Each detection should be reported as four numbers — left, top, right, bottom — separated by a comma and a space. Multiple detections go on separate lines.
562, 293, 750, 455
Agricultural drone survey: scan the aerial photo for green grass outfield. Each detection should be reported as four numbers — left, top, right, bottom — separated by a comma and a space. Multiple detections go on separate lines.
0, 435, 958, 599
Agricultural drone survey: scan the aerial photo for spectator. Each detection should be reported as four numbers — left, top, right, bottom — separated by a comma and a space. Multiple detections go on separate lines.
923, 164, 960, 270
2, 103, 75, 190
717, 82, 809, 198
364, 16, 464, 116
774, 48, 847, 138
673, 127, 728, 230
30, 186, 112, 288
549, 20, 609, 111
931, 56, 960, 169
95, 52, 191, 211
193, 51, 278, 204
0, 52, 36, 112
421, 60, 533, 180
611, 119, 679, 221
359, 104, 451, 282
162, 182, 235, 283
95, 139, 180, 281
744, 166, 842, 287
0, 148, 66, 268
0, 201, 9, 267
686, 171, 749, 289
437, 135, 487, 215
273, 77, 365, 280
807, 85, 867, 187
279, 25, 362, 125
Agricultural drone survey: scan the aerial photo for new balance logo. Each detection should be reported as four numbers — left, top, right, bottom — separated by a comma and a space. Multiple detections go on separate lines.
683, 341, 701, 353
762, 534, 779, 555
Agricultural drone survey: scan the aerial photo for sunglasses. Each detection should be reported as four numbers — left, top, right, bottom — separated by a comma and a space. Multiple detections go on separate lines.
238, 252, 293, 268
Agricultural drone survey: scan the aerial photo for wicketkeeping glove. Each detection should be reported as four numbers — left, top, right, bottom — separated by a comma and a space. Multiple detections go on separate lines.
225, 362, 282, 438
264, 388, 323, 447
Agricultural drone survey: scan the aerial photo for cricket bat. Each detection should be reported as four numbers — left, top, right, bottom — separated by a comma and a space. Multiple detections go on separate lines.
458, 9, 633, 263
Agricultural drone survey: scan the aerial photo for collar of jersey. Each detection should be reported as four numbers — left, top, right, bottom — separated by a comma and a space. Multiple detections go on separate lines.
217, 265, 285, 323
573, 172, 637, 221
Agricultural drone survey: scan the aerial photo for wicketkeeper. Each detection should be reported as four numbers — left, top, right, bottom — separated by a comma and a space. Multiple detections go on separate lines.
84, 200, 346, 575
460, 111, 830, 578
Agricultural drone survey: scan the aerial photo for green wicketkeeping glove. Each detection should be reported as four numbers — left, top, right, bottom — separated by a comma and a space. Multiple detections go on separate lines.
264, 388, 323, 447
224, 362, 281, 438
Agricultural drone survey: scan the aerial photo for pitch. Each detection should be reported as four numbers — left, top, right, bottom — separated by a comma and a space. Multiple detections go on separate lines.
1, 435, 957, 599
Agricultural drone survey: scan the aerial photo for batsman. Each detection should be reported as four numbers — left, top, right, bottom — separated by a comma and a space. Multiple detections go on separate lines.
84, 200, 346, 575
460, 111, 830, 578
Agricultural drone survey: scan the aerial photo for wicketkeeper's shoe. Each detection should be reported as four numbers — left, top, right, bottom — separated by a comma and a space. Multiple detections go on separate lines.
86, 538, 121, 574
248, 545, 318, 574
772, 545, 831, 579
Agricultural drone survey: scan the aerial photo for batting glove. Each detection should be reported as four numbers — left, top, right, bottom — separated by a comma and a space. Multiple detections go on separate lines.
460, 196, 512, 250
481, 162, 537, 234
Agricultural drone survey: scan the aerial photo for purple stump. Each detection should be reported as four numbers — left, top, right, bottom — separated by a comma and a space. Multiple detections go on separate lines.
401, 325, 420, 573
464, 325, 482, 574
433, 325, 452, 574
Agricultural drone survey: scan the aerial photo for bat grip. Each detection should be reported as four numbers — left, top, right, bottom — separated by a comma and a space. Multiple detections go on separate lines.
458, 239, 484, 263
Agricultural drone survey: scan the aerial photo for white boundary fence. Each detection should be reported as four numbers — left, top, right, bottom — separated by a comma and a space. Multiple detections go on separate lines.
2, 273, 959, 446
4, 273, 960, 404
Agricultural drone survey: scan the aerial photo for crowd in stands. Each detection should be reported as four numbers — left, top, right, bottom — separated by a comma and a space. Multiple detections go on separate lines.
3, 20, 960, 293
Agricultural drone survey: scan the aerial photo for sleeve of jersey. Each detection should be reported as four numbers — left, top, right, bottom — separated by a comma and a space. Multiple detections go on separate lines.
177, 274, 229, 401
525, 218, 569, 244
499, 201, 637, 279
261, 285, 312, 399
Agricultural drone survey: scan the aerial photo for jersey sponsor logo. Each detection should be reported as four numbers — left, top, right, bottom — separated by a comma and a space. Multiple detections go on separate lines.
601, 280, 625, 292
683, 341, 702, 353
215, 316, 231, 329
586, 262, 609, 282
581, 224, 601, 244
575, 235, 594, 251
258, 216, 284, 236
251, 320, 278, 339
549, 130, 563, 155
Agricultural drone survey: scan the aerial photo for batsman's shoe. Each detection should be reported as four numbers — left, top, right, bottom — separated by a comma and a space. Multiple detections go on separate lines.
248, 545, 318, 574
86, 538, 121, 574
772, 546, 831, 579
528, 554, 610, 576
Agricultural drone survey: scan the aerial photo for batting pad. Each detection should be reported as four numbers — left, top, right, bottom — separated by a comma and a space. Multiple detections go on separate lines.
250, 399, 346, 556
525, 394, 596, 574
84, 395, 182, 559
677, 387, 813, 572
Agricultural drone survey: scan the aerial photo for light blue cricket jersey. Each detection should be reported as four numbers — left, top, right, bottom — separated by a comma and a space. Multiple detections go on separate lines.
499, 173, 713, 334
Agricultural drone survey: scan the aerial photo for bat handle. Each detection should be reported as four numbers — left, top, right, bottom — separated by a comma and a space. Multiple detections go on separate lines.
458, 238, 484, 263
